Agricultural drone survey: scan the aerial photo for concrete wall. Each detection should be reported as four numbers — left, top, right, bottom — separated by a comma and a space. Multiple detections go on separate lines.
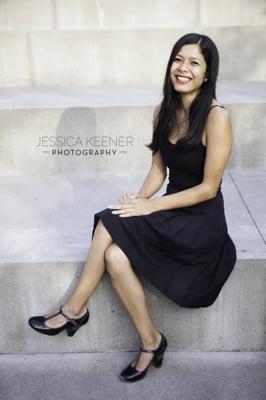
0, 0, 265, 31
0, 259, 265, 354
0, 27, 265, 86
0, 101, 265, 176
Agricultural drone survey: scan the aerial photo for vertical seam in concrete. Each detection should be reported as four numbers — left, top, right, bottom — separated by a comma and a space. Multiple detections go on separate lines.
0, 39, 8, 85
26, 33, 36, 86
51, 0, 58, 31
197, 0, 202, 27
228, 170, 266, 246
96, 0, 104, 30
3, 1, 8, 30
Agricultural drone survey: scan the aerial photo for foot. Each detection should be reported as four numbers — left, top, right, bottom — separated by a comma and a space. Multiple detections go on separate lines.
131, 331, 162, 372
44, 305, 88, 328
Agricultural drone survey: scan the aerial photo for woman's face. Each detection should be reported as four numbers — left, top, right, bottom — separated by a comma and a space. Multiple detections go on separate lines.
170, 44, 207, 96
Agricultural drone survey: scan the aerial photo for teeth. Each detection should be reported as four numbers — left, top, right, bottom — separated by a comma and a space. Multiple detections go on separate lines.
176, 76, 191, 82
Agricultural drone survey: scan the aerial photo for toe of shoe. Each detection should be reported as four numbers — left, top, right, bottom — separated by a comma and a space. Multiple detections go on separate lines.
28, 316, 45, 329
120, 364, 146, 382
120, 364, 135, 379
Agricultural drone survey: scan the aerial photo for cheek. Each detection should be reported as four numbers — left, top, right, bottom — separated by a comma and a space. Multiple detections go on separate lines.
170, 70, 176, 81
170, 65, 176, 75
194, 72, 205, 82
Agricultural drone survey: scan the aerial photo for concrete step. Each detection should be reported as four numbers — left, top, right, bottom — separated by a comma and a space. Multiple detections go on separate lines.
0, 84, 266, 176
0, 26, 265, 86
0, 170, 265, 353
0, 0, 265, 32
0, 352, 265, 400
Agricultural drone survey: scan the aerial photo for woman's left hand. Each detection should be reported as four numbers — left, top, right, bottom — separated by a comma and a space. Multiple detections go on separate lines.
110, 198, 156, 217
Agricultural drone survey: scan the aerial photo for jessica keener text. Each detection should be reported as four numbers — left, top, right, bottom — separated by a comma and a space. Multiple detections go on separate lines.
35, 136, 134, 156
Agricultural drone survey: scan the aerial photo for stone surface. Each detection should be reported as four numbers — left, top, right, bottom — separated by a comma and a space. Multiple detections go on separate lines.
0, 352, 265, 400
0, 85, 266, 176
0, 27, 265, 86
0, 170, 265, 353
1, 0, 265, 31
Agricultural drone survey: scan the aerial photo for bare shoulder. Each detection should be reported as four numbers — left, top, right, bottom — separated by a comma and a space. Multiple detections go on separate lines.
202, 102, 230, 146
206, 102, 231, 137
202, 103, 233, 197
205, 104, 232, 154
208, 101, 230, 121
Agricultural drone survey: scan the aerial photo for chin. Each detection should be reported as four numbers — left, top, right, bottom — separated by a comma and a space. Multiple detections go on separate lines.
173, 85, 192, 93
172, 81, 201, 95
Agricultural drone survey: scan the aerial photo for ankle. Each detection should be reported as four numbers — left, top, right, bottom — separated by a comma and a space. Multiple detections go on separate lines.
62, 303, 86, 318
141, 330, 162, 349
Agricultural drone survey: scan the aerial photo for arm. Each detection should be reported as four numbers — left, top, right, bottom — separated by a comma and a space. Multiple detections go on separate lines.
151, 106, 233, 211
137, 104, 167, 199
137, 150, 167, 198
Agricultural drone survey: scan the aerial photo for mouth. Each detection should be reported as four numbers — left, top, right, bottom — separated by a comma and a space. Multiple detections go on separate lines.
175, 75, 192, 84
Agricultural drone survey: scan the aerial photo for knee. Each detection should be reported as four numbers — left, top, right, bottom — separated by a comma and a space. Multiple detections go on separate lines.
104, 244, 128, 277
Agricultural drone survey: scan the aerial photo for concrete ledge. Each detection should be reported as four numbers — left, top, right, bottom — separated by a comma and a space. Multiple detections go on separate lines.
0, 259, 265, 354
1, 82, 266, 109
0, 171, 265, 262
0, 170, 265, 353
0, 84, 265, 175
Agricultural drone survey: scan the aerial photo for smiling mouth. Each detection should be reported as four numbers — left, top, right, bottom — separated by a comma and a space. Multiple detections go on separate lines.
175, 75, 192, 84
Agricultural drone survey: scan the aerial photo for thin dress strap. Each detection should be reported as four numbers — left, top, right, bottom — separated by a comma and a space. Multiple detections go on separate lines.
208, 104, 226, 113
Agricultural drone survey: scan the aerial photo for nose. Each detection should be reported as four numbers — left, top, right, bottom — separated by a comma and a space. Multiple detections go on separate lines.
178, 60, 189, 72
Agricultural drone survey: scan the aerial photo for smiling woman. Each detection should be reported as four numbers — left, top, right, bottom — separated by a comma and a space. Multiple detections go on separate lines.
172, 54, 204, 87
28, 32, 237, 384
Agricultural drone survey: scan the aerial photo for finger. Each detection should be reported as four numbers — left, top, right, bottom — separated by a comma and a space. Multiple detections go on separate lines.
112, 207, 134, 215
112, 209, 130, 214
111, 204, 131, 210
111, 208, 126, 214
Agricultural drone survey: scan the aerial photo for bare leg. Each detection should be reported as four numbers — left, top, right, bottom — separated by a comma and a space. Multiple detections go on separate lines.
105, 243, 162, 371
45, 219, 113, 327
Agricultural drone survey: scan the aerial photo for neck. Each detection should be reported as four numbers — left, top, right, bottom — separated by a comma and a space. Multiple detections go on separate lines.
179, 90, 199, 115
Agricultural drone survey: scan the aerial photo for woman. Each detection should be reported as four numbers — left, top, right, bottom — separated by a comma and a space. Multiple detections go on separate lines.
28, 32, 237, 382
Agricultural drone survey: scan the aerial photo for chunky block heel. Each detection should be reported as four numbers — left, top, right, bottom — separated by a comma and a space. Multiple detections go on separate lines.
67, 325, 80, 337
153, 356, 164, 368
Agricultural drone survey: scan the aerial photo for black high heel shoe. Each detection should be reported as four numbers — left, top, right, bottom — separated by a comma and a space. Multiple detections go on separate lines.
28, 306, 89, 337
120, 332, 168, 382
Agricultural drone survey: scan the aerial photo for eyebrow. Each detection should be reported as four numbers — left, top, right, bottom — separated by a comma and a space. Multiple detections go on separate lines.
175, 55, 200, 61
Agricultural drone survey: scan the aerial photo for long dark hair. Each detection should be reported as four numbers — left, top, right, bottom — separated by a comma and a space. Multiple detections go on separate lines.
146, 32, 219, 155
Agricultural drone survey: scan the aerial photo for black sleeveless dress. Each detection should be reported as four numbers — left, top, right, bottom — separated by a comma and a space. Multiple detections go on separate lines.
91, 105, 237, 308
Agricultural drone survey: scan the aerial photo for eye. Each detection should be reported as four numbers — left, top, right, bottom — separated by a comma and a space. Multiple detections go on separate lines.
192, 61, 199, 65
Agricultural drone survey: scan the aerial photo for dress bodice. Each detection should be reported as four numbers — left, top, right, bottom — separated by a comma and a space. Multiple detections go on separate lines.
161, 138, 222, 194
161, 104, 226, 194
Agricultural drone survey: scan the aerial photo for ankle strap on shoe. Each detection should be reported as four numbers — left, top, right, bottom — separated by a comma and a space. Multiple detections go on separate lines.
139, 333, 164, 353
139, 346, 156, 353
59, 306, 78, 326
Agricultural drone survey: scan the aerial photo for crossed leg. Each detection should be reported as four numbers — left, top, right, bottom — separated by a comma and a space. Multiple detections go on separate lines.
45, 218, 161, 370
45, 218, 113, 326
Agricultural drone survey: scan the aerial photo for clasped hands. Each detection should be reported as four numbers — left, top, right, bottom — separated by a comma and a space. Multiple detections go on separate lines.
108, 192, 157, 217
